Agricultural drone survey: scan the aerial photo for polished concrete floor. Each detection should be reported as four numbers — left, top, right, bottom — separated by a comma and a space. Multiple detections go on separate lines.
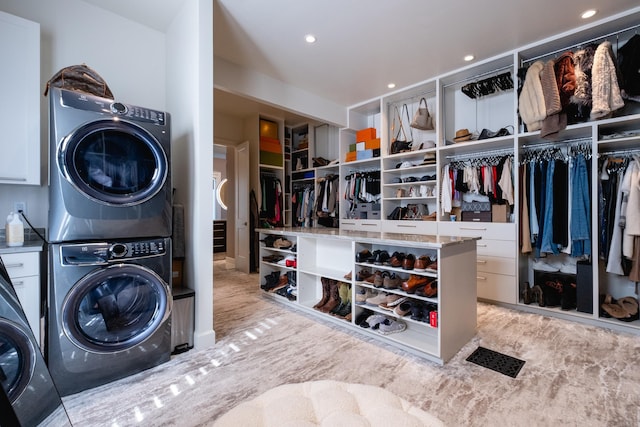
61, 260, 640, 426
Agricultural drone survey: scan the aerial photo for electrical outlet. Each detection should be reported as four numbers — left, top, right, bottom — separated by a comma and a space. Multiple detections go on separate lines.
14, 202, 26, 216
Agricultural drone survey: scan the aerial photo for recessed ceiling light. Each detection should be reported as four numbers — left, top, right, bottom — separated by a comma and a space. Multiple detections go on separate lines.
581, 9, 596, 19
387, 83, 396, 89
305, 34, 316, 43
464, 55, 474, 62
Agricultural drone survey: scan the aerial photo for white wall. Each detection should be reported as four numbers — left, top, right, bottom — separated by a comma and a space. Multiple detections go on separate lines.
0, 0, 215, 348
214, 56, 348, 128
166, 0, 214, 348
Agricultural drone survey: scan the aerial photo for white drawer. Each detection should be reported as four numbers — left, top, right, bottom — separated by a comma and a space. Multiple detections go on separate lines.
476, 255, 516, 276
341, 220, 381, 231
2, 252, 39, 278
11, 274, 40, 337
381, 220, 438, 235
475, 239, 516, 258
438, 221, 516, 241
476, 271, 517, 304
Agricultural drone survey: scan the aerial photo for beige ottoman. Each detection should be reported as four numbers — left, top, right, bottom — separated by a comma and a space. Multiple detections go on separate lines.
214, 380, 444, 426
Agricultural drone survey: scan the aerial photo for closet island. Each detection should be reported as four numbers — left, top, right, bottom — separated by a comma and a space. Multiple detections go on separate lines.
257, 227, 479, 364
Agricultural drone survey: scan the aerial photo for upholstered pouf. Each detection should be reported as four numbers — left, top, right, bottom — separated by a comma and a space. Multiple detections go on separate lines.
214, 380, 444, 426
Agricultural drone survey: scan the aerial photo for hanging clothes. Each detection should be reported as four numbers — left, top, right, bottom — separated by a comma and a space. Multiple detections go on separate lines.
570, 153, 591, 257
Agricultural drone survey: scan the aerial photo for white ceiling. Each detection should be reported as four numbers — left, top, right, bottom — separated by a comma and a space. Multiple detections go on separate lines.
82, 0, 639, 124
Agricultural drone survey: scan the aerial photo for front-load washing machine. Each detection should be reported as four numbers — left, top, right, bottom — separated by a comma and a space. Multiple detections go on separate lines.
48, 87, 172, 242
0, 257, 70, 426
47, 237, 172, 396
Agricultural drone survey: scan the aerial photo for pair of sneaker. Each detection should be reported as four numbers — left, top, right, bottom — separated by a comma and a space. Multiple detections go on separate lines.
366, 314, 406, 335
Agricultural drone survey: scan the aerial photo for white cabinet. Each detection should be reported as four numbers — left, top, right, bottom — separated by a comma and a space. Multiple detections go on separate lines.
258, 228, 478, 364
0, 11, 40, 185
2, 251, 41, 343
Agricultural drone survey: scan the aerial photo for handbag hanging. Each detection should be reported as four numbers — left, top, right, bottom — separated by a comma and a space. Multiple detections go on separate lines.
410, 97, 434, 131
390, 104, 413, 154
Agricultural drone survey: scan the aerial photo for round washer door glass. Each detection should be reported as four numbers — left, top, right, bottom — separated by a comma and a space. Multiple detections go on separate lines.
0, 320, 36, 403
62, 264, 170, 353
60, 119, 168, 206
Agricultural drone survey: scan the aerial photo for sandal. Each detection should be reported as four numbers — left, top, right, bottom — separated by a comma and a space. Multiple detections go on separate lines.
601, 295, 630, 319
618, 296, 639, 316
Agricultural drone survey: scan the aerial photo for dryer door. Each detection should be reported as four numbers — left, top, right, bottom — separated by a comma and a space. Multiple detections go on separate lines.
0, 319, 36, 403
62, 264, 171, 353
59, 119, 168, 206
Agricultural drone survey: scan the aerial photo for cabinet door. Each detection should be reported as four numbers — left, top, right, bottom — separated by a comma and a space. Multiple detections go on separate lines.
0, 12, 40, 185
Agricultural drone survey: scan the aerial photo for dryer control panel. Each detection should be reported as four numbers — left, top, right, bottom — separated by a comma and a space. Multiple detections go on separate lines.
61, 239, 167, 266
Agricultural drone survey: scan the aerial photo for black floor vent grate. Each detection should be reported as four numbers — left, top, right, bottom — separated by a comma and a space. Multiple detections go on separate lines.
466, 346, 525, 378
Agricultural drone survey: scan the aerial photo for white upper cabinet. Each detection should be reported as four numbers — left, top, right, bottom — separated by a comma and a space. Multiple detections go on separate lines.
0, 11, 40, 185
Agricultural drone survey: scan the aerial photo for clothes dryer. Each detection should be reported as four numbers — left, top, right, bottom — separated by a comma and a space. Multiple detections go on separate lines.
48, 87, 171, 242
0, 257, 69, 426
47, 237, 172, 396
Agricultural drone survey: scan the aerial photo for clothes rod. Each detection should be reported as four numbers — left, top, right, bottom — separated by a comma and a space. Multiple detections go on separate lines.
521, 137, 592, 150
521, 23, 640, 65
442, 65, 513, 89
599, 148, 640, 157
445, 147, 514, 160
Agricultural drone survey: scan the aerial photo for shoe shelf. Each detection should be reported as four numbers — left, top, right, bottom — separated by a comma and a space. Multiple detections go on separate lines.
354, 309, 439, 356
257, 228, 478, 364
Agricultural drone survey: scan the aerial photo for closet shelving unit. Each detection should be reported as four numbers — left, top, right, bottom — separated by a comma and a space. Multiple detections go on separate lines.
255, 6, 640, 335
342, 7, 639, 332
340, 99, 383, 231
258, 228, 479, 364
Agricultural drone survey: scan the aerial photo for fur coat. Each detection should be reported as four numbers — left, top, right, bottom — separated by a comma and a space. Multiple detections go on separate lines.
518, 61, 546, 132
591, 41, 624, 120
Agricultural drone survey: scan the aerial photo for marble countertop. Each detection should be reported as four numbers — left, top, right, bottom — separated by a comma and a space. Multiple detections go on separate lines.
0, 229, 45, 253
255, 227, 480, 248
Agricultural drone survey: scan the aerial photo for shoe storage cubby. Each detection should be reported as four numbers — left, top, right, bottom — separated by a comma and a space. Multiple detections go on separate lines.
259, 233, 298, 301
352, 242, 440, 355
257, 228, 479, 364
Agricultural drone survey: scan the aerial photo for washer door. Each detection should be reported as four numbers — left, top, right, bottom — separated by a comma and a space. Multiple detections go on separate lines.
0, 319, 36, 403
62, 264, 171, 353
59, 119, 168, 206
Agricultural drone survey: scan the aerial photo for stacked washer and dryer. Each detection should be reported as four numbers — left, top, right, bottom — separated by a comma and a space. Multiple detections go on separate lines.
46, 87, 173, 396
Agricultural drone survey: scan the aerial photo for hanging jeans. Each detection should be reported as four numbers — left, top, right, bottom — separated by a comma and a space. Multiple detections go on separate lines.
571, 154, 591, 257
540, 160, 559, 254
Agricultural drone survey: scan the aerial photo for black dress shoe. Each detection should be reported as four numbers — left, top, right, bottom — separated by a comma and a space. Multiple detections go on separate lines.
374, 250, 390, 265
356, 249, 372, 263
367, 250, 381, 264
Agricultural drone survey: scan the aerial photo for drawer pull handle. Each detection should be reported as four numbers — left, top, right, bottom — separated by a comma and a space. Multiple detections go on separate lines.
0, 177, 27, 182
5, 263, 24, 269
476, 260, 487, 264
363, 224, 377, 227
460, 227, 487, 231
12, 280, 24, 286
477, 244, 487, 247
398, 225, 416, 228
477, 276, 487, 281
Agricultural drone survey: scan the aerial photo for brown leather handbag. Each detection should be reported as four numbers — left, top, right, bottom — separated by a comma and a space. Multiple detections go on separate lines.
44, 63, 114, 99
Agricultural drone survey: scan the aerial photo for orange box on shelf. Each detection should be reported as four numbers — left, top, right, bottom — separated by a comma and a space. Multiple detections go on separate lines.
345, 151, 357, 162
365, 138, 381, 150
259, 139, 281, 154
356, 127, 376, 142
260, 136, 280, 145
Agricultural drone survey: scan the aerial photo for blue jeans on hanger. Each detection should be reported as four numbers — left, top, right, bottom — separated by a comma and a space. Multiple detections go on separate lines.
540, 160, 559, 254
571, 154, 591, 257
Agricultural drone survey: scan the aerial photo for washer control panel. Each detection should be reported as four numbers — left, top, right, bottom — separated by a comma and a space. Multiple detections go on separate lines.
61, 239, 167, 266
59, 87, 166, 125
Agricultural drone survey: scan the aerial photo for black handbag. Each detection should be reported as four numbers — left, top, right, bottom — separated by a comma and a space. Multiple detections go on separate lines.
390, 104, 413, 154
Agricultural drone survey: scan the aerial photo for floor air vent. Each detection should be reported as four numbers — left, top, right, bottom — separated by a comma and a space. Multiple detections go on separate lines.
466, 346, 525, 378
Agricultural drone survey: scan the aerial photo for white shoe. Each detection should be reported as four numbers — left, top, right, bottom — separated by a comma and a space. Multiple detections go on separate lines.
531, 258, 560, 272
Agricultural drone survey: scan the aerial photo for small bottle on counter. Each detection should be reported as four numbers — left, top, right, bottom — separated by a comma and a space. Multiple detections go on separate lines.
5, 211, 24, 247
